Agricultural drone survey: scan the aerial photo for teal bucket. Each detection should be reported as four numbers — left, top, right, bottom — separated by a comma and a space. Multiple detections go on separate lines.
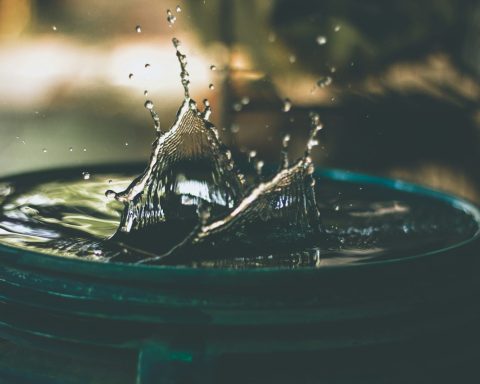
0, 168, 479, 383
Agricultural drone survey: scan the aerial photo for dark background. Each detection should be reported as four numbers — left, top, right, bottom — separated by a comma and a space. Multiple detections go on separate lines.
1, 0, 479, 204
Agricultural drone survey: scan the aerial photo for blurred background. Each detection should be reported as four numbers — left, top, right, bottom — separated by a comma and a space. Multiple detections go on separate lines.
1, 0, 480, 203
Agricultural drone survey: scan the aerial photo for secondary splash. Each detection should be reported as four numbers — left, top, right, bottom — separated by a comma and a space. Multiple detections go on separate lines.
106, 37, 323, 264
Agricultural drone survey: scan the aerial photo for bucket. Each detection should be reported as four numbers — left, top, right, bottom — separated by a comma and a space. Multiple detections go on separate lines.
0, 167, 479, 383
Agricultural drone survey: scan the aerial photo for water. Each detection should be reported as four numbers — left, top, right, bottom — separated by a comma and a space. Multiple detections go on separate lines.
316, 36, 327, 45
1, 14, 478, 269
0, 168, 478, 268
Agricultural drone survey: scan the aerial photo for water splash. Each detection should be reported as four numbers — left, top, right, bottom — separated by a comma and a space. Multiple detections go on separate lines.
138, 114, 323, 265
107, 38, 246, 236
107, 35, 322, 264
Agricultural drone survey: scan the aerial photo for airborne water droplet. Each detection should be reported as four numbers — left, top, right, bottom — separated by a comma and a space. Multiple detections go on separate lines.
144, 100, 154, 110
282, 98, 292, 112
68, 147, 73, 152
82, 172, 90, 180
209, 84, 215, 90
167, 9, 177, 26
316, 36, 327, 45
129, 73, 134, 79
145, 63, 151, 69
105, 190, 116, 199
42, 148, 47, 153
144, 90, 148, 96
317, 76, 332, 88
135, 25, 142, 33
255, 160, 264, 175
289, 55, 297, 64
307, 138, 319, 150
52, 25, 57, 31
176, 5, 182, 12
105, 32, 323, 267
334, 25, 341, 32
172, 37, 181, 48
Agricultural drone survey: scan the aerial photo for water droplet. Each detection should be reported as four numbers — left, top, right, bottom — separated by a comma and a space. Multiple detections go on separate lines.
334, 205, 340, 211
317, 76, 332, 88
176, 5, 182, 12
93, 249, 103, 256
68, 147, 73, 152
144, 90, 148, 96
233, 102, 242, 112
42, 148, 47, 153
108, 179, 113, 184
282, 98, 292, 112
210, 65, 217, 71
282, 134, 291, 148
125, 142, 129, 147
172, 37, 181, 48
82, 172, 91, 180
241, 97, 250, 105
129, 73, 134, 79
316, 36, 327, 45
255, 160, 264, 175
289, 55, 297, 64
248, 150, 257, 159
145, 63, 151, 69
330, 66, 337, 73
144, 100, 154, 110
167, 9, 177, 26
209, 83, 215, 90
230, 123, 240, 133
268, 32, 276, 43
307, 138, 319, 150
52, 25, 57, 31
105, 190, 116, 198
135, 25, 142, 33
83, 148, 87, 152
334, 25, 341, 32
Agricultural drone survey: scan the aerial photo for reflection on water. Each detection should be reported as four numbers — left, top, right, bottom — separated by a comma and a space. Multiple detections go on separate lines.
0, 169, 477, 268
